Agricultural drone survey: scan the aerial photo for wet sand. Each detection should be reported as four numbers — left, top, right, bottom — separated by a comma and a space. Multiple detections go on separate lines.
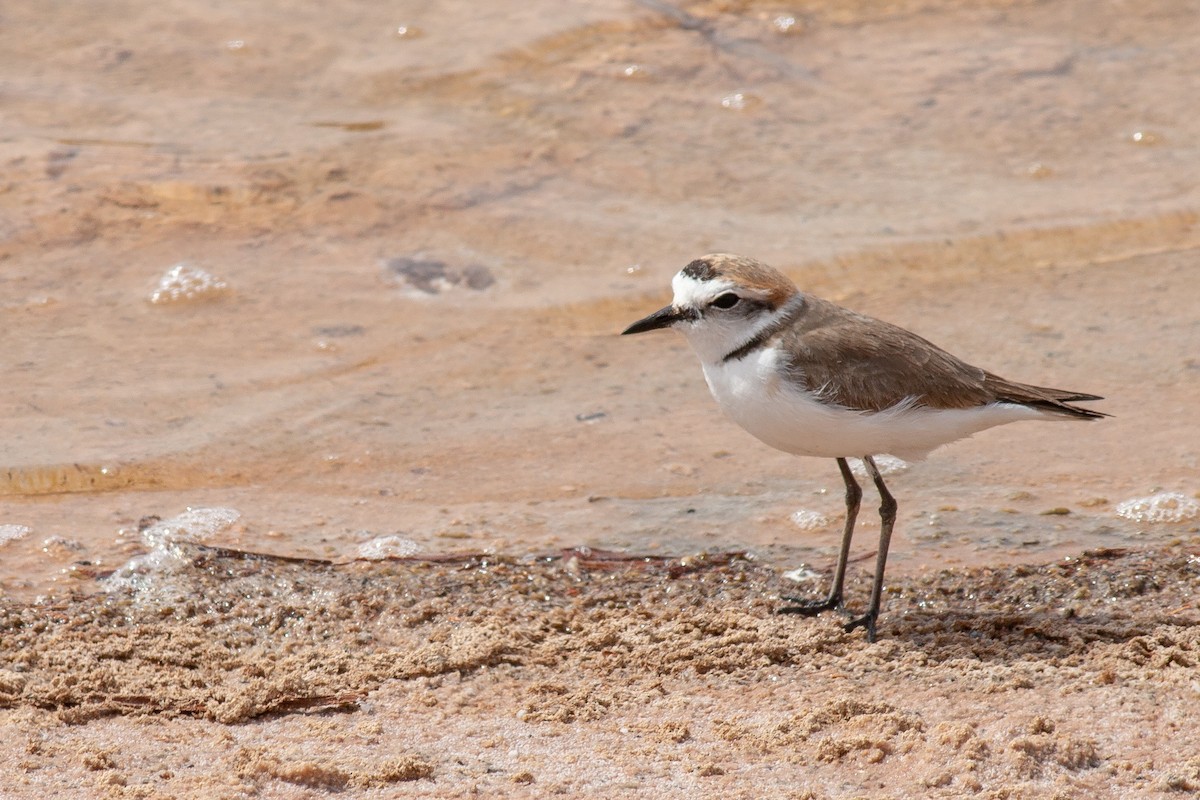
3, 544, 1200, 797
2, 0, 1200, 796
2, 0, 1199, 595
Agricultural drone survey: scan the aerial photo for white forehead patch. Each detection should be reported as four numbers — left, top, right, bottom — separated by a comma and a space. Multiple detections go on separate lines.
671, 272, 738, 308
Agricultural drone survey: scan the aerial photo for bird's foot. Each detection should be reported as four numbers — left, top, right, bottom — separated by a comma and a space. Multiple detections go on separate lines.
778, 594, 843, 617
843, 610, 879, 643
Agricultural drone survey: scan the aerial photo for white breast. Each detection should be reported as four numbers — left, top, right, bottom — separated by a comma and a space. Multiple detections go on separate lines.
698, 346, 1047, 461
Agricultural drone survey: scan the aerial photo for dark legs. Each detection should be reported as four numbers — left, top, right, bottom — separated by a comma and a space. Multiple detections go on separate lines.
842, 455, 898, 643
779, 455, 898, 643
779, 457, 861, 615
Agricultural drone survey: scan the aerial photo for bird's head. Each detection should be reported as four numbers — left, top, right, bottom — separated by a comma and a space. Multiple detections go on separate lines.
622, 253, 799, 363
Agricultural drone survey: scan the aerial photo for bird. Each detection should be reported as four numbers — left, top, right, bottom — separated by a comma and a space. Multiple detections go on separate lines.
621, 253, 1107, 641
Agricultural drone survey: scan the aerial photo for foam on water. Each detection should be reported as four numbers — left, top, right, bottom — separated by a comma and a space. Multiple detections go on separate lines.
148, 263, 230, 304
790, 510, 832, 531
357, 535, 420, 560
107, 507, 242, 596
140, 507, 242, 547
0, 524, 31, 545
782, 565, 821, 583
1115, 492, 1200, 524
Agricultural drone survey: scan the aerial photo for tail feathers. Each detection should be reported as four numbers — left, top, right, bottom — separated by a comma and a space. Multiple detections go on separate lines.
1021, 398, 1109, 420
1044, 390, 1104, 403
984, 374, 1109, 420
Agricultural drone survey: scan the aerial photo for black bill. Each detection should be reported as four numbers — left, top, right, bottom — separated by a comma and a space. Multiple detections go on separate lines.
621, 305, 695, 335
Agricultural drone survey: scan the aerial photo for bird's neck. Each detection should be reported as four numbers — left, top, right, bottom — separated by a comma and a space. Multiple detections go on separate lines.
694, 292, 806, 365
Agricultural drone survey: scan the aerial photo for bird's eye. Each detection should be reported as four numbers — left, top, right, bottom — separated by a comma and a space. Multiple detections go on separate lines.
710, 293, 740, 309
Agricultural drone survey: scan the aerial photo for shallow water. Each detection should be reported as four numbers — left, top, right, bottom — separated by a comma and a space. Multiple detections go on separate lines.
2, 0, 1199, 600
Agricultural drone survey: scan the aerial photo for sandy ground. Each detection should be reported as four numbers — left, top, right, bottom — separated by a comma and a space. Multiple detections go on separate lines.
3, 0, 1200, 797
2, 542, 1200, 798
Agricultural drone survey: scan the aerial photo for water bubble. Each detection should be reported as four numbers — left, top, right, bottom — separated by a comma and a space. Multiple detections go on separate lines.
621, 64, 647, 79
720, 91, 762, 111
790, 509, 831, 530
782, 564, 821, 582
106, 508, 242, 597
357, 535, 420, 560
149, 263, 230, 304
140, 507, 241, 548
225, 40, 246, 51
1115, 492, 1199, 523
772, 15, 802, 35
0, 524, 31, 546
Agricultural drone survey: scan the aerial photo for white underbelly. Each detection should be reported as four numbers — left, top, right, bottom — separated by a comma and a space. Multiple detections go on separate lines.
699, 352, 1045, 461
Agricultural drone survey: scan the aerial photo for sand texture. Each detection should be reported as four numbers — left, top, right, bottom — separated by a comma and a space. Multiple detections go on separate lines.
3, 543, 1199, 798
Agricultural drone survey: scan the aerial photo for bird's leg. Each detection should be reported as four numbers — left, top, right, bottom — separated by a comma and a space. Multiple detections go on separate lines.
780, 457, 861, 616
843, 455, 897, 643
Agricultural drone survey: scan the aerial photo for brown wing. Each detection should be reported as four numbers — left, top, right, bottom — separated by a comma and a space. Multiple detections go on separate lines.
778, 295, 1106, 418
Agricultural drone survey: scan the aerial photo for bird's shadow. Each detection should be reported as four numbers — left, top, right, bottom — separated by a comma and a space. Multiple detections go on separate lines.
893, 608, 1129, 648
840, 605, 1195, 666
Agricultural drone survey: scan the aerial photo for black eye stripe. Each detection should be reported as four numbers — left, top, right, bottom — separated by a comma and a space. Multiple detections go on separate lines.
710, 293, 740, 309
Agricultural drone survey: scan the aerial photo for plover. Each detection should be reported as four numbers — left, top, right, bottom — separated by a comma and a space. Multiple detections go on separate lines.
622, 253, 1106, 641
